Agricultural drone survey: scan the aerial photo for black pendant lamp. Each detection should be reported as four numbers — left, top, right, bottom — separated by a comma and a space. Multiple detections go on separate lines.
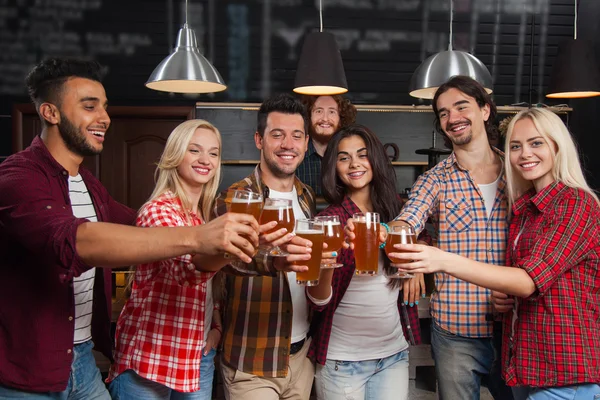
293, 0, 348, 95
546, 0, 600, 98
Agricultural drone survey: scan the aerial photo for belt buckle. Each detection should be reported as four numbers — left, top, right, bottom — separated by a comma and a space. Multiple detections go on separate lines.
289, 338, 305, 355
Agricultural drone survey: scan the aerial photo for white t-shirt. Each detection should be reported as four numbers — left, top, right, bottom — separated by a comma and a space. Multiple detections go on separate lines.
327, 251, 409, 361
69, 174, 97, 344
268, 187, 310, 343
478, 174, 501, 219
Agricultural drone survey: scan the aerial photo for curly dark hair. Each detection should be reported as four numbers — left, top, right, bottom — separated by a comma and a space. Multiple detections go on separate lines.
302, 95, 357, 130
25, 57, 104, 109
432, 76, 499, 148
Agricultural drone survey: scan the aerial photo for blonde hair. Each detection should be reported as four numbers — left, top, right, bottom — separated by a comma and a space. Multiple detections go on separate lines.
146, 119, 222, 222
504, 108, 599, 209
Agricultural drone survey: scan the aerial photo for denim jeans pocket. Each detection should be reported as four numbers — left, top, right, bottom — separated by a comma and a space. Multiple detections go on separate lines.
432, 321, 457, 337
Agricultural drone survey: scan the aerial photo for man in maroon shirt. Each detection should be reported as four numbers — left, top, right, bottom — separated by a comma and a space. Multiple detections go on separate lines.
0, 58, 260, 398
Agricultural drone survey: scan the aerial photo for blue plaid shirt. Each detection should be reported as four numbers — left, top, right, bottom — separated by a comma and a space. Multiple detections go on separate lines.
396, 148, 509, 338
296, 139, 322, 196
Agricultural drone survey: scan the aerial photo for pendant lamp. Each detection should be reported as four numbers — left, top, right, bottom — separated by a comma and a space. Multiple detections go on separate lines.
293, 0, 348, 95
146, 0, 226, 94
546, 0, 600, 98
409, 0, 492, 99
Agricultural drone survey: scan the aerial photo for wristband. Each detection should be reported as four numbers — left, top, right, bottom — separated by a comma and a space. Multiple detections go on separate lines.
379, 222, 390, 249
211, 323, 222, 335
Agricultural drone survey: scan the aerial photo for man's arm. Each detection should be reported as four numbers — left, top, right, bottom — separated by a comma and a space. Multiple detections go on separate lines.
389, 171, 440, 233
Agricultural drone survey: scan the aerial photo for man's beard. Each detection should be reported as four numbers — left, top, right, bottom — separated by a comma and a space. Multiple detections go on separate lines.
263, 152, 300, 179
58, 113, 101, 157
445, 120, 473, 146
310, 122, 339, 143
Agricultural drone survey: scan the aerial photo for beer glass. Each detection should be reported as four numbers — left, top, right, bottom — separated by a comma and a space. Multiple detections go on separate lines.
294, 219, 324, 286
229, 190, 263, 220
314, 215, 343, 269
259, 198, 294, 256
384, 225, 416, 278
228, 190, 263, 259
352, 212, 380, 276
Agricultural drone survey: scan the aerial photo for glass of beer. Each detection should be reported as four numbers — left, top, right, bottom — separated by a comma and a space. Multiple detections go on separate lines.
228, 190, 263, 259
314, 215, 343, 269
352, 212, 380, 276
293, 219, 324, 286
229, 190, 263, 220
259, 198, 294, 256
384, 225, 416, 278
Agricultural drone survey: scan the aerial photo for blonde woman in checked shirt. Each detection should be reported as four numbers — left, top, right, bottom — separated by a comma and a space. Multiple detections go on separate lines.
108, 120, 247, 399
393, 109, 600, 400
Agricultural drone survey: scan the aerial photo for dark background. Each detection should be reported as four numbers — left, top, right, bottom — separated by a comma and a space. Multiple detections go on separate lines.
1, 0, 598, 189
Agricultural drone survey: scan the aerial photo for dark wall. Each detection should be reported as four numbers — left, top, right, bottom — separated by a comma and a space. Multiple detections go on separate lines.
1, 0, 598, 189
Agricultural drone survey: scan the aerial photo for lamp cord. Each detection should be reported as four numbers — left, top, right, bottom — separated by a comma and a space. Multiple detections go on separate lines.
448, 0, 453, 51
574, 0, 577, 40
319, 0, 323, 32
185, 0, 188, 25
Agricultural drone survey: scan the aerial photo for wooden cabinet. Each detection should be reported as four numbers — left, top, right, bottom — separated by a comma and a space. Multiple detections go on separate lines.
12, 104, 194, 210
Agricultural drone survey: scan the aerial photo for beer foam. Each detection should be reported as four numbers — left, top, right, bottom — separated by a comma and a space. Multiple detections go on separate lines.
263, 204, 292, 210
295, 229, 323, 234
231, 197, 262, 203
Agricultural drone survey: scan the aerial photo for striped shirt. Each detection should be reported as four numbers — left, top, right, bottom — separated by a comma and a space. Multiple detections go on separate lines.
68, 174, 97, 344
396, 148, 508, 338
213, 166, 317, 377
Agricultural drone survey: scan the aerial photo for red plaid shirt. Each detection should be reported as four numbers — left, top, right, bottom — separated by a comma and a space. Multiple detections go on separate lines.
108, 192, 215, 392
307, 196, 424, 366
503, 181, 600, 387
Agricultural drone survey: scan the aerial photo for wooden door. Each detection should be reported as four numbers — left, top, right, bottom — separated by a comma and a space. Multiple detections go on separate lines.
11, 105, 194, 210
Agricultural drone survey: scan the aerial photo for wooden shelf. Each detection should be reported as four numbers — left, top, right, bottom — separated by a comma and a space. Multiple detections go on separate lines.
221, 160, 428, 166
197, 102, 572, 114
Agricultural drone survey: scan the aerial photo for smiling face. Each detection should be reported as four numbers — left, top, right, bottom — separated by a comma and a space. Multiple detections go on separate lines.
436, 87, 490, 147
509, 118, 556, 192
335, 135, 373, 195
54, 77, 110, 156
310, 96, 340, 141
177, 127, 220, 190
256, 111, 308, 179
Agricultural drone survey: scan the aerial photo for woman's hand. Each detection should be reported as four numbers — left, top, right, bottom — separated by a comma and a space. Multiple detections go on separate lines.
402, 273, 426, 306
203, 327, 221, 356
389, 243, 453, 274
490, 291, 515, 313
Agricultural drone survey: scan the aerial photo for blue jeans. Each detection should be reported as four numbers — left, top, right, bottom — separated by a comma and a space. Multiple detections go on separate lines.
513, 384, 600, 400
0, 340, 110, 399
314, 349, 410, 400
431, 321, 513, 400
108, 348, 216, 400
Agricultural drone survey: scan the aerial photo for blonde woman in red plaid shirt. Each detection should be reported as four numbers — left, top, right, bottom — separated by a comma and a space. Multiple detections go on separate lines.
392, 108, 600, 400
107, 120, 252, 399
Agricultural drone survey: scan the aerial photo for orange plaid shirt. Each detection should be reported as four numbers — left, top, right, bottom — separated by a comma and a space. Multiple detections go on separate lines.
396, 149, 509, 338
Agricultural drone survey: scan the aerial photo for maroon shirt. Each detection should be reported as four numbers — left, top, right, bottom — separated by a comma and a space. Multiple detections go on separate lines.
503, 181, 600, 387
307, 195, 426, 365
0, 136, 135, 392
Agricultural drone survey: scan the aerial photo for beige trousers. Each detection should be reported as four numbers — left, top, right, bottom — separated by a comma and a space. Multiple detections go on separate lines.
221, 338, 315, 400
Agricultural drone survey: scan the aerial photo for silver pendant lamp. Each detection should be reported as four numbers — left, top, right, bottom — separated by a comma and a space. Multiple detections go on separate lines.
145, 0, 226, 94
293, 0, 348, 95
408, 0, 492, 99
546, 0, 600, 98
